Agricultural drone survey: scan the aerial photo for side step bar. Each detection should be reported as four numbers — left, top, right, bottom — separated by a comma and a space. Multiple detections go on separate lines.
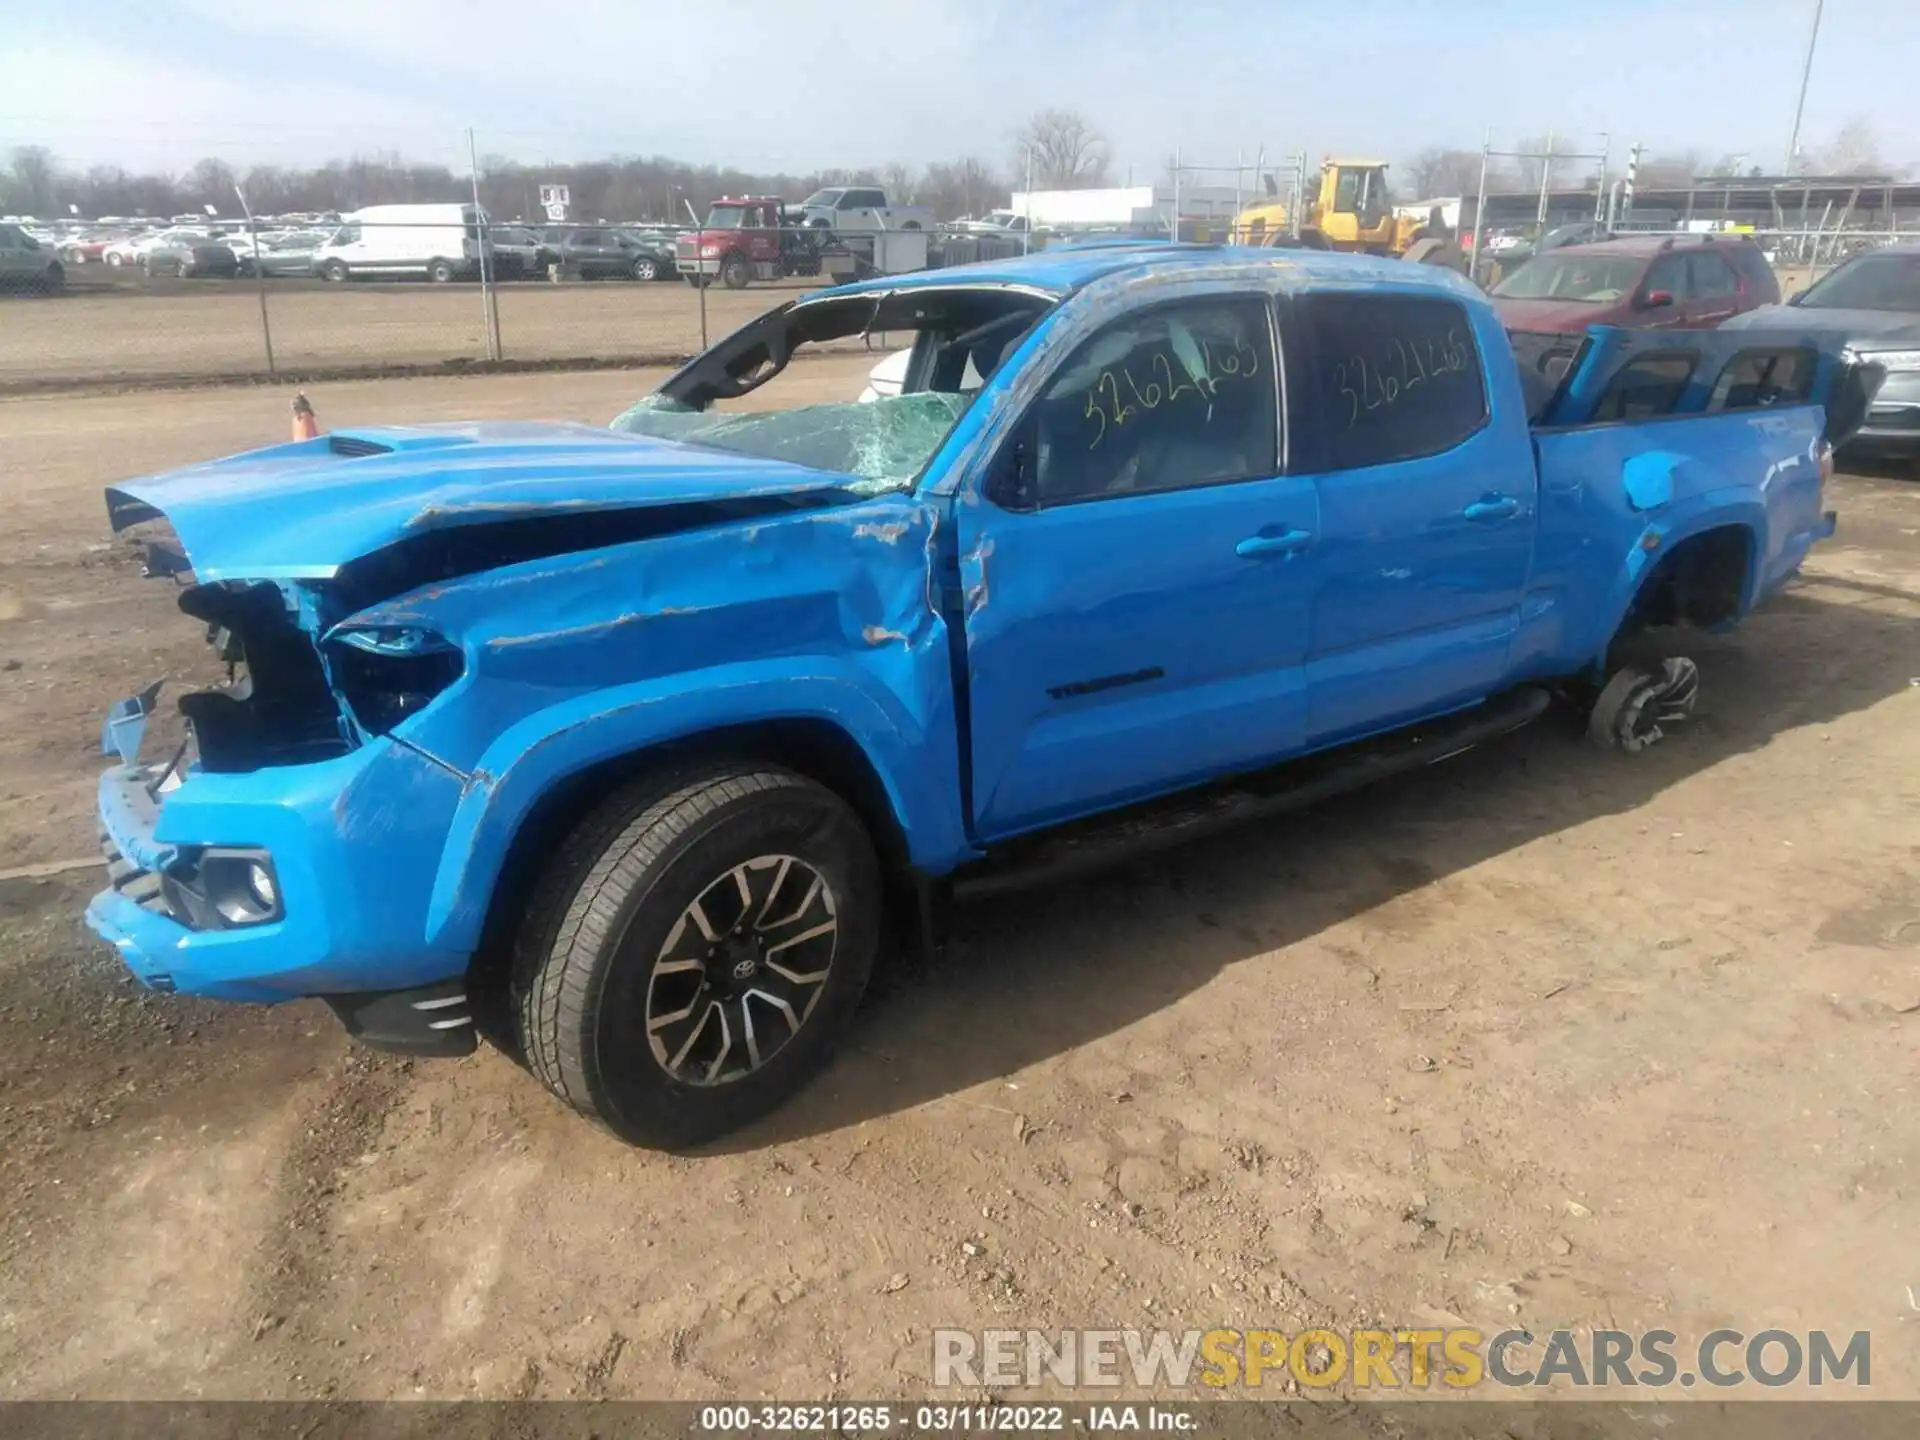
953, 686, 1554, 901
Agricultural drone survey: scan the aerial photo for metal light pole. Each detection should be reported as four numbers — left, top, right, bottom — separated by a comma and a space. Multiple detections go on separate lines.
1785, 0, 1825, 172
1023, 145, 1034, 255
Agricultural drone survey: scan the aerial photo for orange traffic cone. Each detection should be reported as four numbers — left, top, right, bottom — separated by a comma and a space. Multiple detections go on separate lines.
291, 393, 320, 442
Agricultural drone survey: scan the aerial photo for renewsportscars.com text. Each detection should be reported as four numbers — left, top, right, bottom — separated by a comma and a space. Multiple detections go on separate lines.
932, 1327, 1871, 1391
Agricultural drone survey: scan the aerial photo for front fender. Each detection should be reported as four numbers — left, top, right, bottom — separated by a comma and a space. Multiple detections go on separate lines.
420, 658, 968, 951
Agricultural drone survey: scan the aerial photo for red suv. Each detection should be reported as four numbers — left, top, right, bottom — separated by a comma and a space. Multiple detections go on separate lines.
1492, 235, 1779, 339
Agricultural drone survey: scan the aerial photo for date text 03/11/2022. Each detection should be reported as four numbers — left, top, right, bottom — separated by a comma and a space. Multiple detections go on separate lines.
697, 1404, 1195, 1432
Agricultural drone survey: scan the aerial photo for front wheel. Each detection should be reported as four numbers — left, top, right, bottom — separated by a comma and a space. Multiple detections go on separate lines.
719, 253, 751, 289
630, 256, 658, 281
427, 258, 456, 283
320, 259, 350, 283
511, 766, 881, 1149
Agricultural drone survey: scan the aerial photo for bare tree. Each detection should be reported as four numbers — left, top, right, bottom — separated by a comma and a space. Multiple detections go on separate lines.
881, 162, 918, 201
1013, 109, 1111, 189
922, 156, 1002, 220
2, 146, 59, 217
1635, 151, 1705, 188
1404, 147, 1484, 199
182, 158, 238, 213
1816, 119, 1886, 175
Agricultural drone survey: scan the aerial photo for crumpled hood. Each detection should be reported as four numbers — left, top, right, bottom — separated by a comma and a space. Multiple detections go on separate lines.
1493, 297, 1616, 335
105, 421, 857, 580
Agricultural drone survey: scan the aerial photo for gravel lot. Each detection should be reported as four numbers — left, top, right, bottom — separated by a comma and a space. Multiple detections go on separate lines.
0, 368, 1915, 1411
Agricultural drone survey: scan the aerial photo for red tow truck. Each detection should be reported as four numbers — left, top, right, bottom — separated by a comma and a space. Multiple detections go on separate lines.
674, 197, 833, 289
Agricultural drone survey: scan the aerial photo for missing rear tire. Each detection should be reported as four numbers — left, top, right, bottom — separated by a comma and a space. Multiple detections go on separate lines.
1587, 658, 1699, 754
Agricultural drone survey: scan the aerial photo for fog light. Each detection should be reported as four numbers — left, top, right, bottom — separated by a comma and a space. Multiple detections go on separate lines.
245, 861, 277, 912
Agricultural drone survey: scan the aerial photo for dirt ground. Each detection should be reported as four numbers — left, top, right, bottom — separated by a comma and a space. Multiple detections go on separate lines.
0, 279, 804, 387
0, 367, 1916, 1407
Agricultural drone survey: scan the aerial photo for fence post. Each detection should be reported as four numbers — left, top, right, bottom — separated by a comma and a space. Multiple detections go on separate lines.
1469, 132, 1491, 284
467, 127, 499, 361
682, 198, 707, 350
1171, 148, 1181, 243
232, 183, 275, 377
1536, 129, 1555, 227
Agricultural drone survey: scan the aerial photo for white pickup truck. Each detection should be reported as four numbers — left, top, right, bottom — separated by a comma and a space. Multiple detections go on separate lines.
791, 186, 932, 234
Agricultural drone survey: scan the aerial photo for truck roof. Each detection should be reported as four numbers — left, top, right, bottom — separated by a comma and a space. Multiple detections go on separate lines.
816, 242, 1478, 302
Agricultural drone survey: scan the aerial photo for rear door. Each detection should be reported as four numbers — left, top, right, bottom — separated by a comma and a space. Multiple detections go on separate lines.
954, 292, 1320, 840
1289, 289, 1538, 745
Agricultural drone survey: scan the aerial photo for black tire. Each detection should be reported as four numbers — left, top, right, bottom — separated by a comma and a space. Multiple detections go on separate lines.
719, 253, 751, 290
321, 258, 350, 283
512, 765, 881, 1149
630, 256, 658, 282
427, 258, 456, 283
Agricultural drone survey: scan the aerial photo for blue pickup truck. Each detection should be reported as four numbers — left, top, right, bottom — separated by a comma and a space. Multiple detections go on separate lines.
87, 245, 1872, 1147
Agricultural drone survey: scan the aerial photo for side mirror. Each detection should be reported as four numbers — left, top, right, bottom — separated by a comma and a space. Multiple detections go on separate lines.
1640, 289, 1675, 310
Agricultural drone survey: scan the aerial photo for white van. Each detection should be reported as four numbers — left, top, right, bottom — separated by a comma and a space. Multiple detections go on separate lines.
313, 203, 488, 283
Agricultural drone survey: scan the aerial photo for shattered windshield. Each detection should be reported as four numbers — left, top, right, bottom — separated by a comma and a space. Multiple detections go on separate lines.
612, 392, 973, 494
1797, 253, 1920, 312
1494, 254, 1645, 302
610, 286, 1057, 494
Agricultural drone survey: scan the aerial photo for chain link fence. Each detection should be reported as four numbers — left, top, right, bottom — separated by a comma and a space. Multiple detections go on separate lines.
0, 213, 1036, 392
4, 190, 1910, 394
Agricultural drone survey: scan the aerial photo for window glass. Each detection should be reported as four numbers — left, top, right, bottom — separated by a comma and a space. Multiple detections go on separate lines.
1593, 352, 1697, 422
1029, 298, 1278, 505
1303, 294, 1488, 469
1796, 252, 1920, 312
1708, 347, 1816, 410
1642, 254, 1689, 301
1686, 252, 1739, 299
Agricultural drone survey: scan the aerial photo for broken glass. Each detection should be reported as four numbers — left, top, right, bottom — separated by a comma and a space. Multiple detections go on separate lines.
610, 391, 972, 494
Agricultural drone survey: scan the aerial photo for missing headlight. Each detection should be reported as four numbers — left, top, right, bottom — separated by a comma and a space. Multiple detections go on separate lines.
327, 629, 464, 734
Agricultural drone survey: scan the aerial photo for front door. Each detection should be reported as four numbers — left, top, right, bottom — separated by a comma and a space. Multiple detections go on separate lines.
1289, 290, 1538, 744
954, 294, 1319, 841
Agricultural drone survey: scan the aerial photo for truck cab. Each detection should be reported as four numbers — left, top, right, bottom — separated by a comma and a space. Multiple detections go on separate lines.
674, 197, 809, 289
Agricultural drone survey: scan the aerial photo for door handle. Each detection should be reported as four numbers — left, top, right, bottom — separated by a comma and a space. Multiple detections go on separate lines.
1236, 527, 1313, 559
1462, 494, 1521, 522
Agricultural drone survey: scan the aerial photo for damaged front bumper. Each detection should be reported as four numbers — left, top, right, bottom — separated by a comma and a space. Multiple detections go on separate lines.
84, 709, 478, 1051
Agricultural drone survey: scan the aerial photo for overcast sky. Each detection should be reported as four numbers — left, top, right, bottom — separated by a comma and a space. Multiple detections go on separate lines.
2, 0, 1911, 180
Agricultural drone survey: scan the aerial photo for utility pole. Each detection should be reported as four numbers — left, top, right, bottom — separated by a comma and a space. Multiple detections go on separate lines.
1785, 0, 1825, 172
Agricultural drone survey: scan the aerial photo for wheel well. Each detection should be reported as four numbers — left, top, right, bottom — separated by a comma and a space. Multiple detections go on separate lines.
1618, 524, 1752, 638
466, 720, 912, 1007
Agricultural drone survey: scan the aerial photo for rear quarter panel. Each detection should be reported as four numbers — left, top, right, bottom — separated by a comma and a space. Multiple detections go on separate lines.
1519, 406, 1825, 676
